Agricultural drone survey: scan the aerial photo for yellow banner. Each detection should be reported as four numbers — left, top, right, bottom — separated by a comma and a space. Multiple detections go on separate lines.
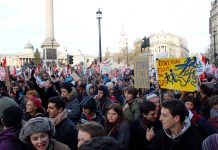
156, 58, 197, 92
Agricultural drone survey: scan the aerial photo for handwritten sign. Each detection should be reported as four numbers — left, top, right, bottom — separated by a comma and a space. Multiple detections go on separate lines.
156, 58, 197, 92
134, 56, 150, 89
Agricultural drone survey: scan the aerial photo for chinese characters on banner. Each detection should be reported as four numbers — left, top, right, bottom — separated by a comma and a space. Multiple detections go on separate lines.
134, 56, 150, 89
156, 58, 197, 92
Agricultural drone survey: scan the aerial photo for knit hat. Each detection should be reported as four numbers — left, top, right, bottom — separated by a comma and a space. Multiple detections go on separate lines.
28, 96, 42, 108
202, 134, 218, 150
105, 82, 114, 90
61, 82, 72, 93
0, 96, 18, 118
80, 96, 97, 110
146, 93, 159, 101
19, 117, 55, 143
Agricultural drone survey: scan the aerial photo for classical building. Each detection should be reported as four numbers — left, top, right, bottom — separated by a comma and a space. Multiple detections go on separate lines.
209, 0, 218, 63
0, 42, 35, 68
148, 33, 189, 59
0, 42, 68, 68
71, 50, 95, 67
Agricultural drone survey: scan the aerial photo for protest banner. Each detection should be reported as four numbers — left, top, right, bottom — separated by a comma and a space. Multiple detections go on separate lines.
156, 57, 197, 92
133, 55, 150, 89
100, 59, 113, 75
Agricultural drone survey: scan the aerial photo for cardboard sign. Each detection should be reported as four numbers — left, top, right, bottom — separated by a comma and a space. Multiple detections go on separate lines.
134, 56, 150, 89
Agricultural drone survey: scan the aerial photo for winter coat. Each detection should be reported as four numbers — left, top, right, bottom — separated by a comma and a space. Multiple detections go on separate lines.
23, 107, 46, 121
97, 97, 113, 115
65, 90, 80, 124
130, 117, 162, 150
54, 117, 78, 150
79, 110, 105, 127
51, 139, 70, 150
150, 125, 203, 150
123, 100, 140, 123
0, 127, 27, 150
107, 121, 131, 150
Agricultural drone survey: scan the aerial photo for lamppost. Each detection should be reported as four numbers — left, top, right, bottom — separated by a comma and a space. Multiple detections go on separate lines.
96, 8, 102, 63
213, 29, 217, 64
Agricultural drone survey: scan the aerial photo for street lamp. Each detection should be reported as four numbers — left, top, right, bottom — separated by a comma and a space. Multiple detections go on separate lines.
96, 8, 102, 62
213, 29, 217, 64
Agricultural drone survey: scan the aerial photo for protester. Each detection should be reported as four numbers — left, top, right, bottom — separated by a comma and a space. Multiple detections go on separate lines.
23, 96, 45, 121
0, 96, 18, 131
19, 117, 70, 150
44, 79, 59, 109
131, 100, 162, 150
79, 136, 124, 150
60, 82, 80, 124
123, 85, 140, 123
105, 103, 131, 150
79, 96, 105, 126
150, 100, 203, 150
95, 85, 113, 115
77, 122, 105, 148
47, 96, 78, 150
202, 133, 218, 150
0, 106, 26, 150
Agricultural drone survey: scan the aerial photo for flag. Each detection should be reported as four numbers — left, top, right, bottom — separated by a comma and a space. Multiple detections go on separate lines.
13, 67, 16, 76
2, 57, 6, 67
201, 54, 206, 65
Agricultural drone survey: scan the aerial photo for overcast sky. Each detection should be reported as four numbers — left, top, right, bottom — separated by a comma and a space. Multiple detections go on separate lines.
0, 0, 211, 56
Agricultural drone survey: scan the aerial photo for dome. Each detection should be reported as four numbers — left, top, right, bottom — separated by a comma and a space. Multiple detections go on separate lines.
24, 42, 34, 50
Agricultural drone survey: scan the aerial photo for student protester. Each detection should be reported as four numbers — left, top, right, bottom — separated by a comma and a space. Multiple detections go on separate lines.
123, 85, 140, 123
105, 103, 131, 150
19, 117, 70, 150
79, 136, 124, 150
44, 79, 59, 109
131, 101, 162, 150
0, 106, 27, 150
23, 96, 45, 121
60, 82, 80, 124
86, 84, 96, 97
95, 85, 113, 115
0, 96, 18, 131
47, 96, 78, 150
79, 96, 105, 126
202, 133, 218, 150
150, 100, 203, 150
77, 122, 105, 148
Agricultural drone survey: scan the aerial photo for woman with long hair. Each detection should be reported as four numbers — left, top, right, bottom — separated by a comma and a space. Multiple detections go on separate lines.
105, 103, 131, 150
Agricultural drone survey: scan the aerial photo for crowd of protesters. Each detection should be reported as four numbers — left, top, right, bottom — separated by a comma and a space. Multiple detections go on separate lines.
0, 64, 217, 150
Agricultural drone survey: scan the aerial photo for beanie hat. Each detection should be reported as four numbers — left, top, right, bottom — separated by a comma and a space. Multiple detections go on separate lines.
19, 117, 55, 143
29, 96, 42, 108
105, 82, 114, 90
202, 134, 218, 150
0, 96, 18, 118
146, 93, 159, 101
80, 96, 97, 110
61, 82, 72, 93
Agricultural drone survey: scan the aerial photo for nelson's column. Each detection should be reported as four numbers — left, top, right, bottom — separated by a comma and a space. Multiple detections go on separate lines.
41, 0, 60, 66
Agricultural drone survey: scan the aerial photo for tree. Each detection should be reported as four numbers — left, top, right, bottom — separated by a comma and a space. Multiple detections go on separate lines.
34, 48, 41, 66
104, 47, 110, 61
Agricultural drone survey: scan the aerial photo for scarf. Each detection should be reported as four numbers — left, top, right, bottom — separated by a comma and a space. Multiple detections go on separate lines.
51, 109, 68, 126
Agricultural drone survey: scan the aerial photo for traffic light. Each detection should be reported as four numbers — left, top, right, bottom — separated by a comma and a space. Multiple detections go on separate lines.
68, 55, 74, 64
